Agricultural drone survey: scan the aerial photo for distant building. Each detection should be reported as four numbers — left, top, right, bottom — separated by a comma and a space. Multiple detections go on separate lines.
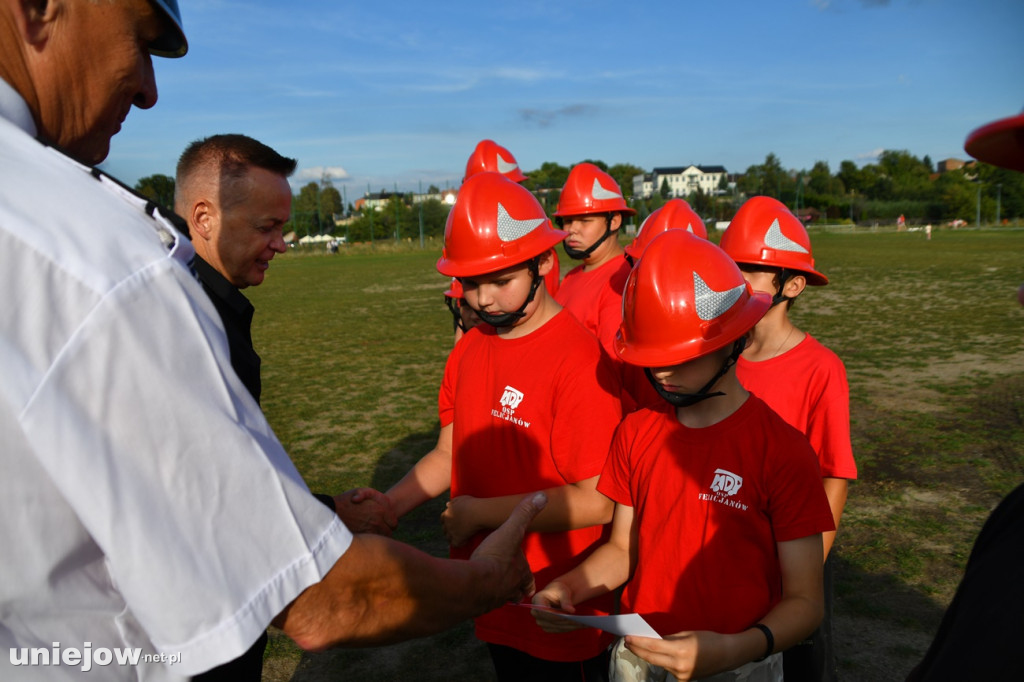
357, 191, 405, 211
633, 174, 654, 199
357, 188, 459, 212
632, 165, 728, 199
937, 158, 966, 173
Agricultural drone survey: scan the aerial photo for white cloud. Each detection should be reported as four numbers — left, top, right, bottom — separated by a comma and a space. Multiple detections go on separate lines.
856, 148, 885, 162
295, 166, 350, 182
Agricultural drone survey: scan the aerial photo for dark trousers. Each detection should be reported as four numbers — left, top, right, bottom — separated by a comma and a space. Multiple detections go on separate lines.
192, 630, 267, 682
488, 642, 610, 682
783, 554, 837, 682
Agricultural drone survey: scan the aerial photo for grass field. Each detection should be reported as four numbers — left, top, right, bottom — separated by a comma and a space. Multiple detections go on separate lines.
248, 228, 1024, 681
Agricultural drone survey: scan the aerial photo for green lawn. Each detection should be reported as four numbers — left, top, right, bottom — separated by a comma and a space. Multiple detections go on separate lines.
249, 228, 1024, 681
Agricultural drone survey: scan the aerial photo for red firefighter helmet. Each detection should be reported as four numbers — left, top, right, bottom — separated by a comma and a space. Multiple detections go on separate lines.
464, 140, 528, 183
624, 199, 707, 260
964, 110, 1024, 173
554, 163, 636, 217
437, 172, 565, 277
615, 230, 771, 367
443, 277, 463, 299
719, 196, 828, 285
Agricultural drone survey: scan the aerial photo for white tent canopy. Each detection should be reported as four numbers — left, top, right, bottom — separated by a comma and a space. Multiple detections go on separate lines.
297, 234, 336, 244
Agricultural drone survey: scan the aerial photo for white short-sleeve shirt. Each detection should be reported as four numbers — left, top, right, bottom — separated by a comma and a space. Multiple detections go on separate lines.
0, 81, 353, 680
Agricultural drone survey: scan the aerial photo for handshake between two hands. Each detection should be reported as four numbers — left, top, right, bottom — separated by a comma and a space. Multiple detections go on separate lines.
331, 487, 399, 536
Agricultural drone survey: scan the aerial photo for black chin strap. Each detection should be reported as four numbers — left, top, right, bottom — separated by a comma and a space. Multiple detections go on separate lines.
468, 257, 543, 328
562, 214, 613, 260
645, 338, 747, 408
445, 296, 467, 332
771, 268, 794, 307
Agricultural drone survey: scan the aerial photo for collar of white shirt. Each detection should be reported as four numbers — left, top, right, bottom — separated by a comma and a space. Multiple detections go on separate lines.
0, 76, 38, 137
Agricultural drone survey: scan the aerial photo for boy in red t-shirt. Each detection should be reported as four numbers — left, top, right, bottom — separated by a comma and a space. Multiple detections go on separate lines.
386, 172, 623, 681
533, 230, 834, 682
554, 163, 635, 361
720, 196, 857, 682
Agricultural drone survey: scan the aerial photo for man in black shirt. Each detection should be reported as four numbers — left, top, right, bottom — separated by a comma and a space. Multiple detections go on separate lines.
175, 134, 292, 403
175, 134, 398, 681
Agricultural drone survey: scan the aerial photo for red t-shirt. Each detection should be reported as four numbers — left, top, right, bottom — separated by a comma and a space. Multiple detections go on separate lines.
440, 310, 621, 661
737, 335, 858, 480
598, 397, 835, 637
555, 257, 631, 360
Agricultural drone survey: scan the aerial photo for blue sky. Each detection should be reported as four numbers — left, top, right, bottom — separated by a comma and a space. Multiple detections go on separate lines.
101, 0, 1024, 197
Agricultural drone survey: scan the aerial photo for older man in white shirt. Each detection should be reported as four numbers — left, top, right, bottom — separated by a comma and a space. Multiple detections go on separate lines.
0, 1, 542, 680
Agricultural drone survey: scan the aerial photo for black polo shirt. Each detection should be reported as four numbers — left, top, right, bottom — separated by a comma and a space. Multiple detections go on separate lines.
193, 256, 261, 404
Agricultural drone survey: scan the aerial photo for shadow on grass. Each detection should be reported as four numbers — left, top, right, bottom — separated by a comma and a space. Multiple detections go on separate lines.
288, 428, 499, 682
832, 553, 946, 681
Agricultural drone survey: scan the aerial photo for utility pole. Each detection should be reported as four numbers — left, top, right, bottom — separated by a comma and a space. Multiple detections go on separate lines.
315, 172, 324, 235
342, 185, 349, 244
976, 182, 981, 227
367, 182, 374, 248
393, 183, 401, 243
418, 180, 424, 249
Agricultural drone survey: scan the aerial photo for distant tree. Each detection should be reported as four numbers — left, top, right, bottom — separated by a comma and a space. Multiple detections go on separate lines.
838, 160, 869, 195
578, 159, 609, 172
968, 162, 1024, 222
935, 170, 976, 222
758, 153, 787, 199
876, 150, 933, 201
608, 163, 644, 198
428, 184, 441, 194
523, 162, 570, 191
320, 186, 342, 219
383, 194, 412, 240
689, 186, 712, 217
419, 198, 451, 238
659, 178, 670, 199
737, 165, 761, 196
295, 182, 319, 213
134, 174, 175, 207
644, 193, 666, 213
807, 161, 835, 196
293, 182, 325, 234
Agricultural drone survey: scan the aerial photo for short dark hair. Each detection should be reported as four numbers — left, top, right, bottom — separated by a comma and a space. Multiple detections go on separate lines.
175, 134, 296, 208
177, 133, 296, 179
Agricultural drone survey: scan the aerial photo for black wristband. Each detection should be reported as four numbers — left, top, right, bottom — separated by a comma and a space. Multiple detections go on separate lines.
752, 623, 774, 662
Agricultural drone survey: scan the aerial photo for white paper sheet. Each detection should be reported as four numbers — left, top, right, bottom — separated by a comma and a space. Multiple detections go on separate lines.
521, 604, 662, 639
